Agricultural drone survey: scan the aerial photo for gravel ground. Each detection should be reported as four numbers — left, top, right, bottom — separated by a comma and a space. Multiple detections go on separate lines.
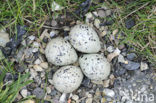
1, 3, 156, 103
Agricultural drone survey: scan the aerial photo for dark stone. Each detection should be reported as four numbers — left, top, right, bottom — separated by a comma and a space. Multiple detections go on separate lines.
81, 76, 92, 88
75, 0, 91, 17
43, 37, 48, 43
15, 64, 26, 73
114, 63, 127, 76
4, 73, 13, 82
33, 87, 45, 99
1, 25, 27, 57
125, 18, 135, 29
14, 73, 19, 81
121, 60, 140, 70
127, 53, 137, 60
100, 20, 114, 26
50, 89, 57, 96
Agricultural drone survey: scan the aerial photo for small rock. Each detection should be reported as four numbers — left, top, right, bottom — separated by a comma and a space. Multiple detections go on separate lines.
32, 42, 40, 48
85, 12, 93, 19
33, 87, 45, 99
30, 69, 37, 78
118, 54, 128, 64
28, 35, 35, 41
49, 30, 58, 38
103, 79, 110, 88
33, 65, 43, 72
101, 97, 106, 103
125, 18, 135, 29
51, 1, 64, 11
94, 19, 100, 28
82, 77, 91, 88
50, 89, 57, 96
103, 89, 115, 98
92, 11, 98, 17
112, 29, 118, 35
0, 32, 10, 47
121, 60, 140, 70
20, 89, 28, 98
98, 9, 106, 17
23, 100, 35, 103
127, 53, 137, 60
85, 97, 93, 103
72, 95, 79, 101
140, 62, 148, 71
46, 87, 51, 94
107, 46, 114, 53
40, 62, 48, 69
107, 48, 121, 62
51, 19, 57, 26
4, 73, 13, 82
100, 31, 107, 37
34, 59, 41, 65
63, 26, 70, 31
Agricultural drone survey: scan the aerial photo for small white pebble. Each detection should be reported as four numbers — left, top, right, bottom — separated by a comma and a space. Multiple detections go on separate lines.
140, 62, 149, 71
103, 88, 115, 98
20, 89, 28, 98
28, 35, 35, 41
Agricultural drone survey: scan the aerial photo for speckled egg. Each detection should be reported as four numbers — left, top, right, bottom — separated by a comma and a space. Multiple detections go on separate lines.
69, 24, 101, 53
53, 65, 83, 93
45, 37, 78, 66
79, 54, 111, 81
0, 32, 9, 47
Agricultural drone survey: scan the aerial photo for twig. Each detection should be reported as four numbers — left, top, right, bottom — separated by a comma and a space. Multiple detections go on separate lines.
121, 2, 149, 20
23, 18, 62, 29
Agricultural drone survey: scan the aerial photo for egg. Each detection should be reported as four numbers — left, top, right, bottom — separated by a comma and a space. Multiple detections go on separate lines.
79, 54, 111, 81
69, 24, 101, 53
53, 65, 83, 93
45, 37, 78, 66
0, 32, 9, 47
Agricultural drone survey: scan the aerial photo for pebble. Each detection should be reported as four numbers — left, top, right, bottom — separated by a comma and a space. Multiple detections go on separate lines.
20, 89, 28, 98
51, 19, 57, 26
72, 95, 79, 101
101, 97, 106, 103
51, 1, 64, 11
103, 88, 115, 98
94, 19, 100, 28
107, 46, 114, 53
33, 42, 40, 48
33, 65, 43, 72
98, 9, 106, 18
50, 89, 57, 96
49, 30, 58, 38
121, 60, 140, 70
118, 54, 127, 64
30, 69, 38, 78
4, 73, 13, 82
40, 62, 48, 69
125, 18, 135, 29
85, 97, 93, 103
0, 32, 10, 47
100, 31, 107, 37
33, 87, 45, 99
82, 77, 91, 88
140, 62, 148, 71
85, 12, 93, 19
127, 53, 137, 60
103, 79, 110, 87
46, 87, 51, 94
23, 100, 35, 103
34, 59, 41, 65
112, 29, 118, 35
107, 48, 121, 62
28, 35, 35, 41
92, 11, 98, 17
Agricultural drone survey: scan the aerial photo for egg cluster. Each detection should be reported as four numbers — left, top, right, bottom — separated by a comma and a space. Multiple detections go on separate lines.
45, 24, 111, 93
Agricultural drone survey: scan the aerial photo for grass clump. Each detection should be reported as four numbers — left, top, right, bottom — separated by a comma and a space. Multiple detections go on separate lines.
0, 59, 33, 103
